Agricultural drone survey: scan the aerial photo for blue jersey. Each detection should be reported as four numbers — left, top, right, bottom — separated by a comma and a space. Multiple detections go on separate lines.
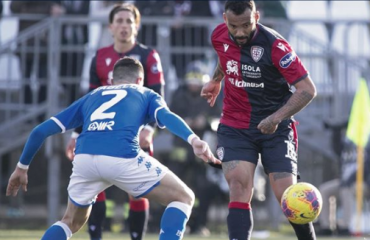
52, 84, 166, 158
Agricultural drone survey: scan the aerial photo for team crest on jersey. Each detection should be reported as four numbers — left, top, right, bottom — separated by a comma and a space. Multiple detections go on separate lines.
251, 46, 264, 62
226, 60, 239, 76
216, 147, 224, 160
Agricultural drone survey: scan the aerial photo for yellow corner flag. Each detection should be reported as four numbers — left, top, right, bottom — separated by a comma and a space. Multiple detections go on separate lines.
346, 79, 370, 147
346, 78, 370, 235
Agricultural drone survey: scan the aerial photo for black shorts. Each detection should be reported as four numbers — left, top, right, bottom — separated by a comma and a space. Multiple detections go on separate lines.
216, 120, 298, 175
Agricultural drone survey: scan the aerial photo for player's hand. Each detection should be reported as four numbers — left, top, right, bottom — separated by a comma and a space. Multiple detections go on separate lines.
140, 128, 154, 149
191, 138, 221, 165
200, 80, 222, 107
6, 167, 28, 197
257, 116, 280, 134
65, 138, 76, 161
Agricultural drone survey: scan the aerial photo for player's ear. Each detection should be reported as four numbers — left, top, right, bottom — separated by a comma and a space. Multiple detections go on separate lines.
109, 24, 114, 36
254, 11, 260, 22
136, 77, 144, 86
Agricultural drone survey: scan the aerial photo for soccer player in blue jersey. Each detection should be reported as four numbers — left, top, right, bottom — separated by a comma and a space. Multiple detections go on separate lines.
6, 57, 221, 240
64, 4, 166, 240
201, 1, 317, 240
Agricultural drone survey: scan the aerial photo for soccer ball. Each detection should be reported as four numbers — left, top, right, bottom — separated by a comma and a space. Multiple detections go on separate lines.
280, 182, 322, 224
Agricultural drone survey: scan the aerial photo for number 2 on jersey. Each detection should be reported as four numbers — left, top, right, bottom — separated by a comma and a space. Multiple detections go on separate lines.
90, 90, 127, 121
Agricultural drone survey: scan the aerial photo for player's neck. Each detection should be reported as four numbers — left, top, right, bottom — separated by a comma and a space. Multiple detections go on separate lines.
114, 40, 135, 54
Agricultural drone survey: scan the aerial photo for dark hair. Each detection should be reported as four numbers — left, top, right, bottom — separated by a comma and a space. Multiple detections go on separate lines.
225, 0, 255, 15
109, 3, 141, 25
113, 57, 144, 83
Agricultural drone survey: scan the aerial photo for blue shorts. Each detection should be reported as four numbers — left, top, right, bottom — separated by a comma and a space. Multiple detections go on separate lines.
216, 120, 298, 175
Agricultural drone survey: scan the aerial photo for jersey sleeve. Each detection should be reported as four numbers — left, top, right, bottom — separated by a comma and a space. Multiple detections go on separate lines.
89, 55, 101, 91
51, 96, 87, 132
145, 49, 165, 87
271, 39, 308, 85
147, 92, 168, 128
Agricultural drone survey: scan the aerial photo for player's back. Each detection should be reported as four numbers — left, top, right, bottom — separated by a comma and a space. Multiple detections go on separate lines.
73, 84, 164, 158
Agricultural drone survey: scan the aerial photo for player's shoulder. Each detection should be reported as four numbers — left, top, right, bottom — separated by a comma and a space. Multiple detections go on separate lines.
134, 42, 155, 53
211, 23, 228, 41
96, 44, 114, 54
256, 24, 293, 52
257, 24, 287, 44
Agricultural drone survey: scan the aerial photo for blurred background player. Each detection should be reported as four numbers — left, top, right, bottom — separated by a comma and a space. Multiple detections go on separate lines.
64, 3, 165, 240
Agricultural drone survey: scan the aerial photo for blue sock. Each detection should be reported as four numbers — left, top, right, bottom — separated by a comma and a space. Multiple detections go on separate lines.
159, 201, 192, 240
41, 221, 72, 240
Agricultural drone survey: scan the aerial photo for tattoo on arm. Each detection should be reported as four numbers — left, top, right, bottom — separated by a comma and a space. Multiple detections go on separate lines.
222, 160, 240, 175
213, 61, 224, 82
272, 172, 292, 181
272, 90, 313, 122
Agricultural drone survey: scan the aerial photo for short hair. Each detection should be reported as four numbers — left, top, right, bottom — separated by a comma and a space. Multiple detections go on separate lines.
109, 3, 141, 25
113, 57, 144, 84
225, 0, 256, 15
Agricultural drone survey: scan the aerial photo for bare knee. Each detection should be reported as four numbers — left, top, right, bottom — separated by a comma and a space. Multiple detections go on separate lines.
178, 186, 195, 207
228, 178, 253, 202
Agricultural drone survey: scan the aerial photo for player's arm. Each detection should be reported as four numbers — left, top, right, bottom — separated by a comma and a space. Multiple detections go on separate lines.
201, 59, 223, 107
258, 76, 316, 134
6, 120, 62, 197
156, 107, 221, 165
258, 40, 317, 134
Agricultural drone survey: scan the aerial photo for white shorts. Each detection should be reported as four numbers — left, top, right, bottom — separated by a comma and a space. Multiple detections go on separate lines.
68, 151, 168, 207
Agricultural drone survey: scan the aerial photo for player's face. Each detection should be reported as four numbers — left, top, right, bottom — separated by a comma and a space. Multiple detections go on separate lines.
224, 8, 259, 46
110, 10, 138, 44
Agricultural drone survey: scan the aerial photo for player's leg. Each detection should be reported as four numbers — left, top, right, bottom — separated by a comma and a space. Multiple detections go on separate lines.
41, 198, 91, 240
127, 146, 152, 240
144, 170, 195, 240
223, 161, 256, 240
127, 196, 149, 240
264, 120, 316, 240
108, 151, 193, 240
88, 192, 107, 240
216, 124, 259, 240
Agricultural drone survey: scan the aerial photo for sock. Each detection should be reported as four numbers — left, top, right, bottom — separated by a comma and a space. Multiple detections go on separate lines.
128, 198, 149, 240
41, 221, 72, 240
159, 201, 192, 240
227, 202, 253, 240
88, 201, 106, 240
289, 221, 316, 240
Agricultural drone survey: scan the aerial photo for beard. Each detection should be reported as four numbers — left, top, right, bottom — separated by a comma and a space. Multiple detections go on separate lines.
229, 30, 255, 46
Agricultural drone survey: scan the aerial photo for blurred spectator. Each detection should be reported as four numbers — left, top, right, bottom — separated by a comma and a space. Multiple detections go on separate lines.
317, 121, 370, 236
10, 1, 59, 106
170, 1, 224, 80
135, 1, 174, 17
169, 60, 222, 235
57, 1, 90, 104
